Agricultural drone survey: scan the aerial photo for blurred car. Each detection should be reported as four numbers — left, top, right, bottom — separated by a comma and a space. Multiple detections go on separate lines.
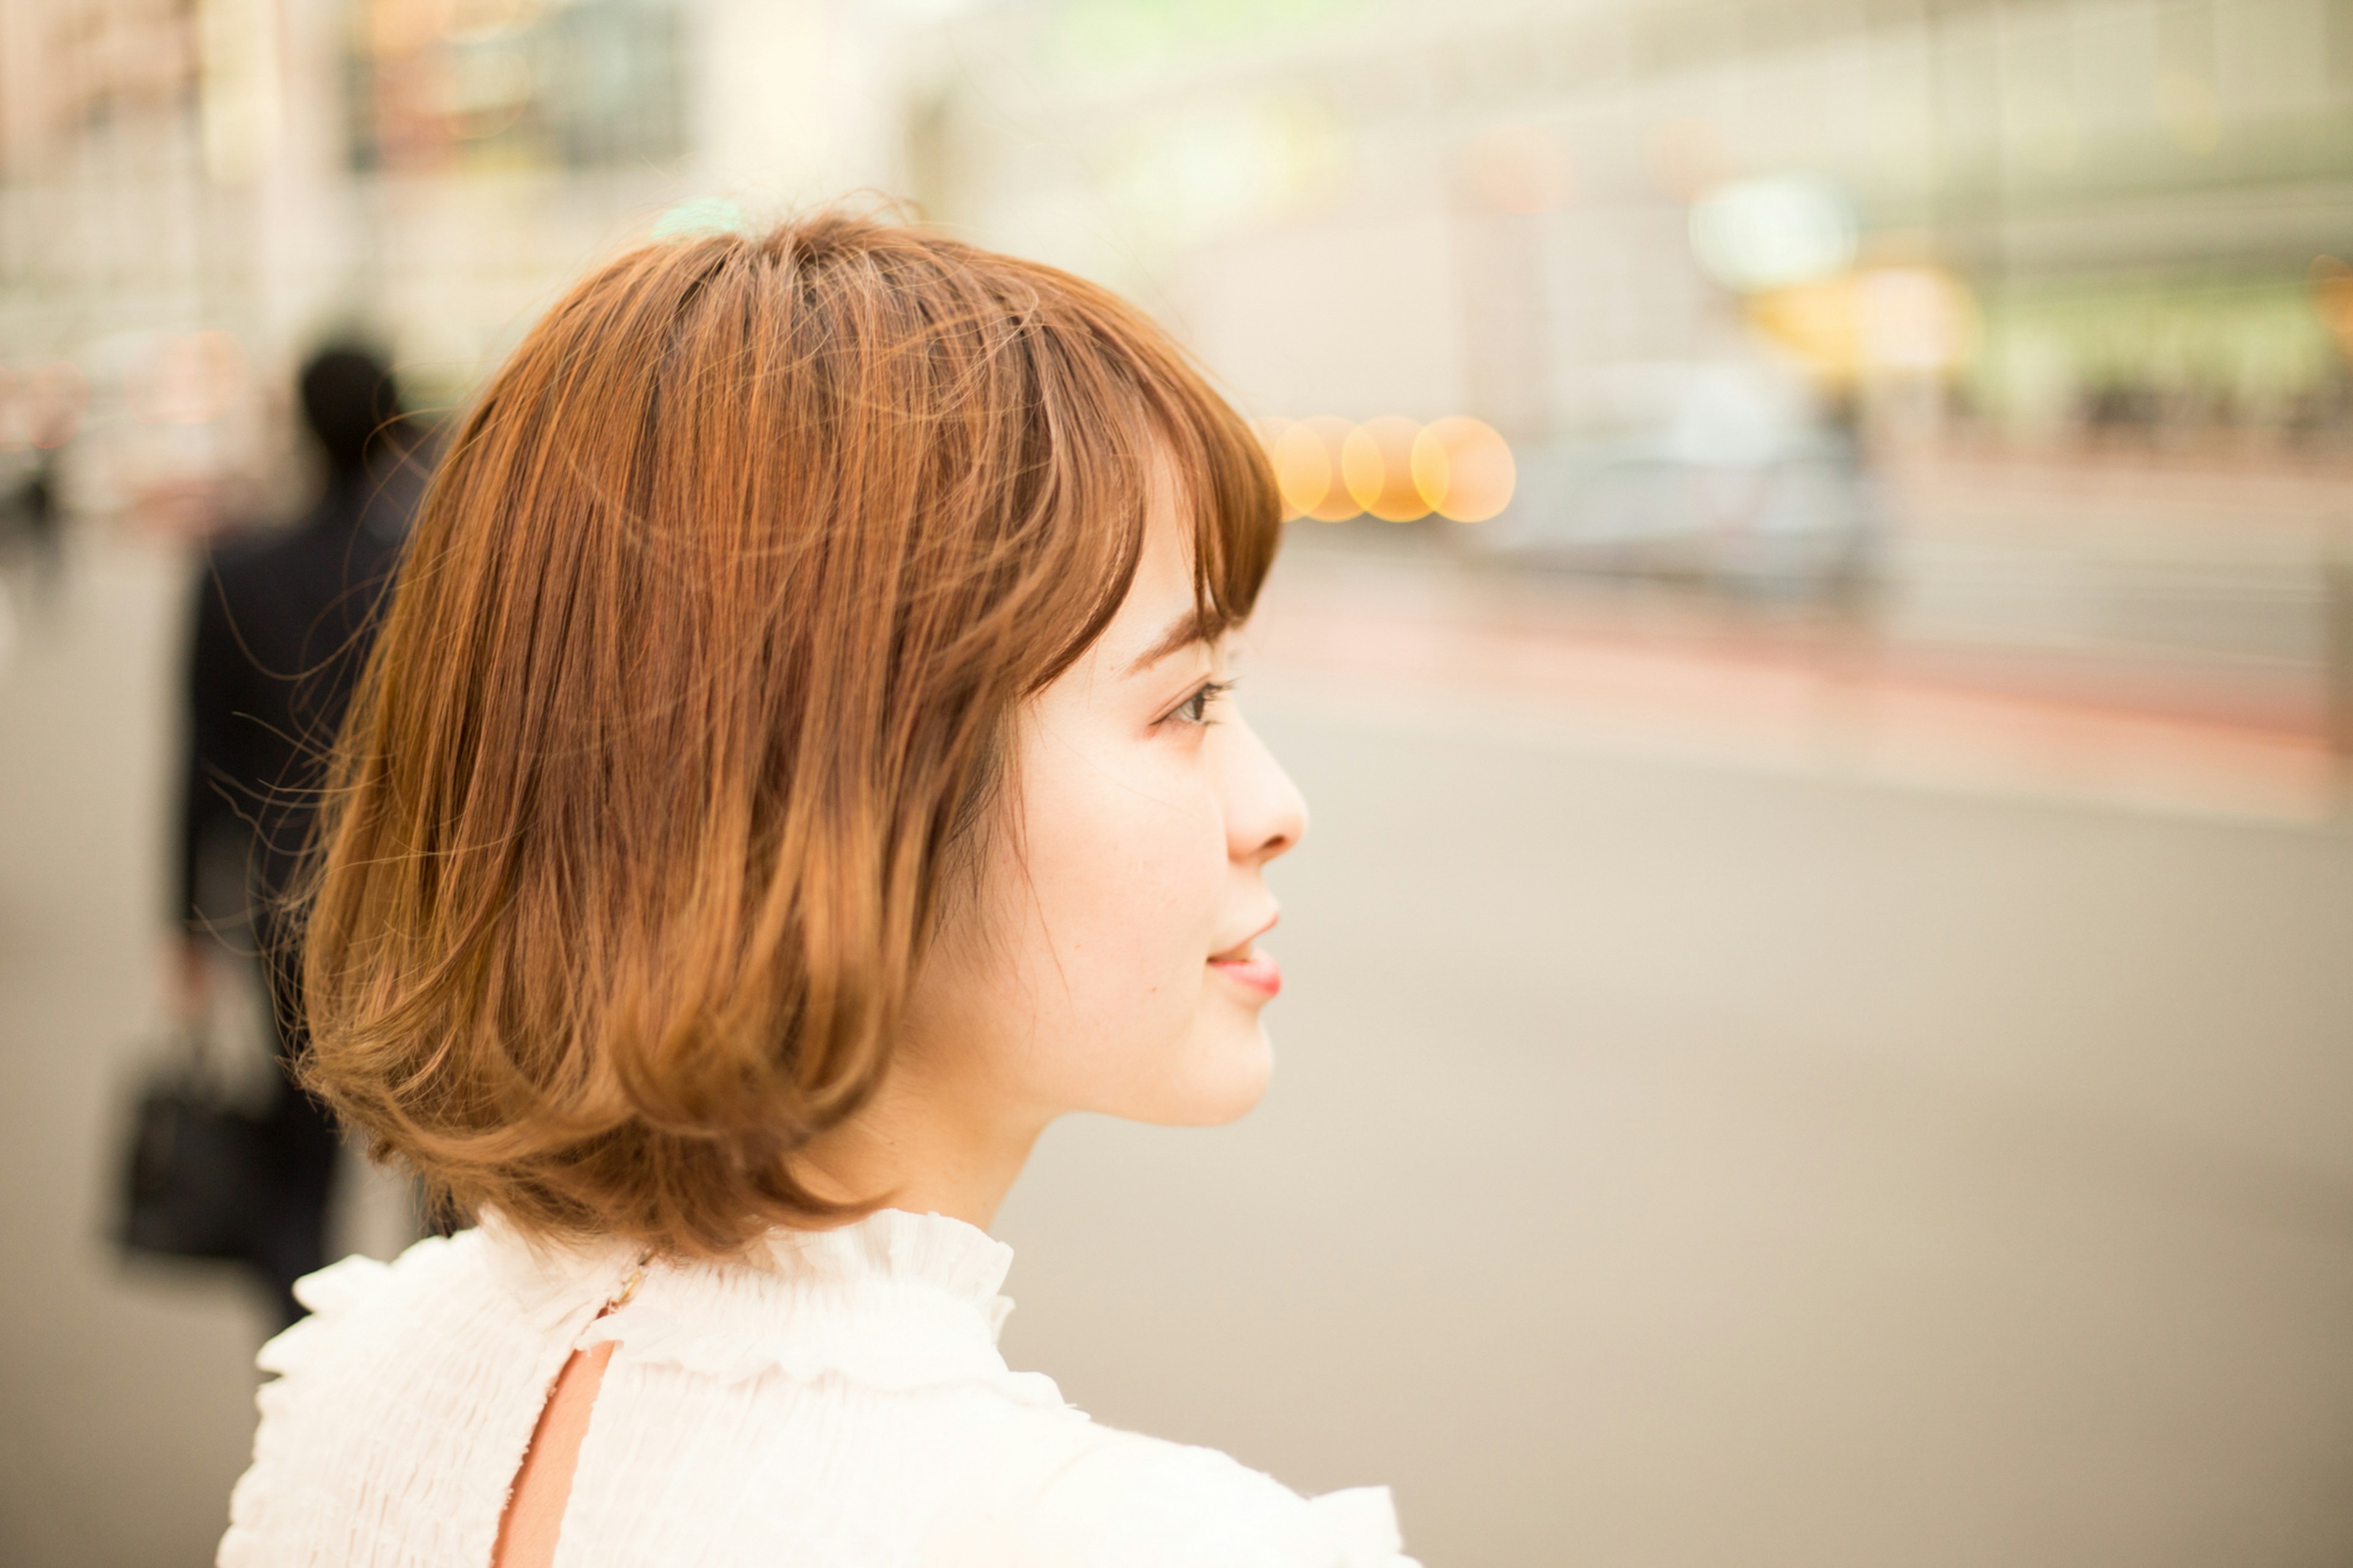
1468, 360, 1882, 601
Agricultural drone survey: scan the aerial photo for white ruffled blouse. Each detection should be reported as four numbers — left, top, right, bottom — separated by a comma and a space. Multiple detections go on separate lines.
218, 1207, 1417, 1567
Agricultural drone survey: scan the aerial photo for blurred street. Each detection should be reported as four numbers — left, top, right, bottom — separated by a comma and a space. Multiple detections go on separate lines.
1257, 451, 2351, 824
6, 525, 2348, 1567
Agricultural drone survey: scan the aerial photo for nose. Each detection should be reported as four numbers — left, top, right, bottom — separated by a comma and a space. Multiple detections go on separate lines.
1220, 712, 1308, 866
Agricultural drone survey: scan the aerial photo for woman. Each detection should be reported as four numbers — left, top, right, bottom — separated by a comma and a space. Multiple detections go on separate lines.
172, 343, 425, 1325
218, 215, 1417, 1567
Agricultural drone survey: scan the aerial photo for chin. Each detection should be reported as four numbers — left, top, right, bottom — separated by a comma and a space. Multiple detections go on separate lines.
1146, 1017, 1274, 1127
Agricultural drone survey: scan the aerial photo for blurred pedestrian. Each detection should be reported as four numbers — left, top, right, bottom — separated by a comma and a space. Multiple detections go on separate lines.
1, 396, 75, 615
170, 343, 428, 1325
5, 445, 64, 593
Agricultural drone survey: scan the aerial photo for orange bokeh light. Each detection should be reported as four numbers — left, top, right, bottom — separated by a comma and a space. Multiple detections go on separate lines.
1258, 415, 1515, 524
1341, 416, 1428, 521
1411, 417, 1515, 522
1268, 415, 1357, 521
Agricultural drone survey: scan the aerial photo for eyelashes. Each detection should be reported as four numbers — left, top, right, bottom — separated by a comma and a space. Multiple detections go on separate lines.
1166, 677, 1236, 727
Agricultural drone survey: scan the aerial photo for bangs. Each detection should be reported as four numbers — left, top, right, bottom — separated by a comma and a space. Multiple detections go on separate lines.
1150, 374, 1285, 640
1005, 267, 1284, 693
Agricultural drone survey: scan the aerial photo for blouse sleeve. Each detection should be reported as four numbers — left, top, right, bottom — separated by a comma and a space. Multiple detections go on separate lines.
1020, 1436, 1421, 1568
252, 1254, 395, 1375
219, 1246, 439, 1567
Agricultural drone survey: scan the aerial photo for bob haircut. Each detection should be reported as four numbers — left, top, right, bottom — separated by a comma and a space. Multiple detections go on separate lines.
297, 213, 1281, 1257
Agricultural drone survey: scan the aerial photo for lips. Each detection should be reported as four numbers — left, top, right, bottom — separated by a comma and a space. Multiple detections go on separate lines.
1208, 915, 1283, 998
1208, 949, 1281, 996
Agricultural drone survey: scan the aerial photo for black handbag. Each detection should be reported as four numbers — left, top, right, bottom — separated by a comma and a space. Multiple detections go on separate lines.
117, 1028, 275, 1263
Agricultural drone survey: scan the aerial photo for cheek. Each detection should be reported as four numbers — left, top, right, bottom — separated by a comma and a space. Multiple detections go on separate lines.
980, 743, 1252, 1118
917, 711, 1271, 1126
1024, 759, 1224, 1015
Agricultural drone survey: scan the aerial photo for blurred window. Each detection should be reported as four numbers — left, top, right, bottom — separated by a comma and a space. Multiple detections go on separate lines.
347, 0, 688, 174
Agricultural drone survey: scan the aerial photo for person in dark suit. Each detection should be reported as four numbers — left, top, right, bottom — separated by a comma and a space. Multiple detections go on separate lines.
171, 343, 430, 1324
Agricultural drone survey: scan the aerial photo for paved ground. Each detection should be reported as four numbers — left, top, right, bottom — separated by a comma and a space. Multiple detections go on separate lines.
3, 530, 2349, 1567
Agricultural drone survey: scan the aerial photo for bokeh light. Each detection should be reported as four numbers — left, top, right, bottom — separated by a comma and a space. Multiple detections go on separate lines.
1259, 415, 1517, 523
1411, 417, 1514, 522
1285, 416, 1359, 521
1341, 417, 1427, 521
1688, 175, 1858, 295
1259, 417, 1325, 521
1747, 268, 1976, 381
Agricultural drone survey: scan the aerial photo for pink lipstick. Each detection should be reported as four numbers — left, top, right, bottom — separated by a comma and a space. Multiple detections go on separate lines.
1208, 949, 1281, 997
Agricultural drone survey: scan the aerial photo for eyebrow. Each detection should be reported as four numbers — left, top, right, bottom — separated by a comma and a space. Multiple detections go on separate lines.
1124, 605, 1219, 675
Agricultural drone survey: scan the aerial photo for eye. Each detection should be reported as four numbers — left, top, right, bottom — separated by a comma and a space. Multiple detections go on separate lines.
1165, 678, 1234, 728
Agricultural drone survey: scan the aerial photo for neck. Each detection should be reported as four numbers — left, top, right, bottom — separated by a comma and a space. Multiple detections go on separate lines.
797, 1061, 1051, 1232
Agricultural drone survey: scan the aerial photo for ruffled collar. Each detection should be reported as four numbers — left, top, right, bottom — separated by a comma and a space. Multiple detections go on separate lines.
757, 1206, 1017, 1320
476, 1207, 1063, 1407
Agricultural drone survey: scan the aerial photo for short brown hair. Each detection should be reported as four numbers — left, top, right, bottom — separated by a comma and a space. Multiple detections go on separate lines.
297, 214, 1280, 1256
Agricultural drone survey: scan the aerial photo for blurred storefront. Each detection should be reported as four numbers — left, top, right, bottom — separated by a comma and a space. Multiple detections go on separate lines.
910, 0, 2353, 452
2, 0, 2349, 798
7, 0, 2351, 505
905, 0, 2353, 817
0, 0, 919, 534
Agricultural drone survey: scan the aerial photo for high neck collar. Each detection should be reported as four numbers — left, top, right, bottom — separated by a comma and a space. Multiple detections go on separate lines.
477, 1208, 1056, 1404
752, 1207, 1017, 1311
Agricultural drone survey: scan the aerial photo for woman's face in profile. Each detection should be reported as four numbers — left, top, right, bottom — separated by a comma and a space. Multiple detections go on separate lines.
898, 488, 1309, 1130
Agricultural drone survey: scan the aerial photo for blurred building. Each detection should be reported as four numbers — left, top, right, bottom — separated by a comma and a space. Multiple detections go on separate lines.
0, 0, 922, 527
910, 0, 2353, 459
4, 0, 2350, 522
1, 0, 2349, 769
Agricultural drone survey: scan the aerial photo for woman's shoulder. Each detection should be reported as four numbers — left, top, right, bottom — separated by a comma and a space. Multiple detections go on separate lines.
237, 1224, 1420, 1567
224, 1225, 635, 1566
943, 1409, 1417, 1568
253, 1232, 459, 1378
252, 1220, 635, 1417
1044, 1433, 1414, 1568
